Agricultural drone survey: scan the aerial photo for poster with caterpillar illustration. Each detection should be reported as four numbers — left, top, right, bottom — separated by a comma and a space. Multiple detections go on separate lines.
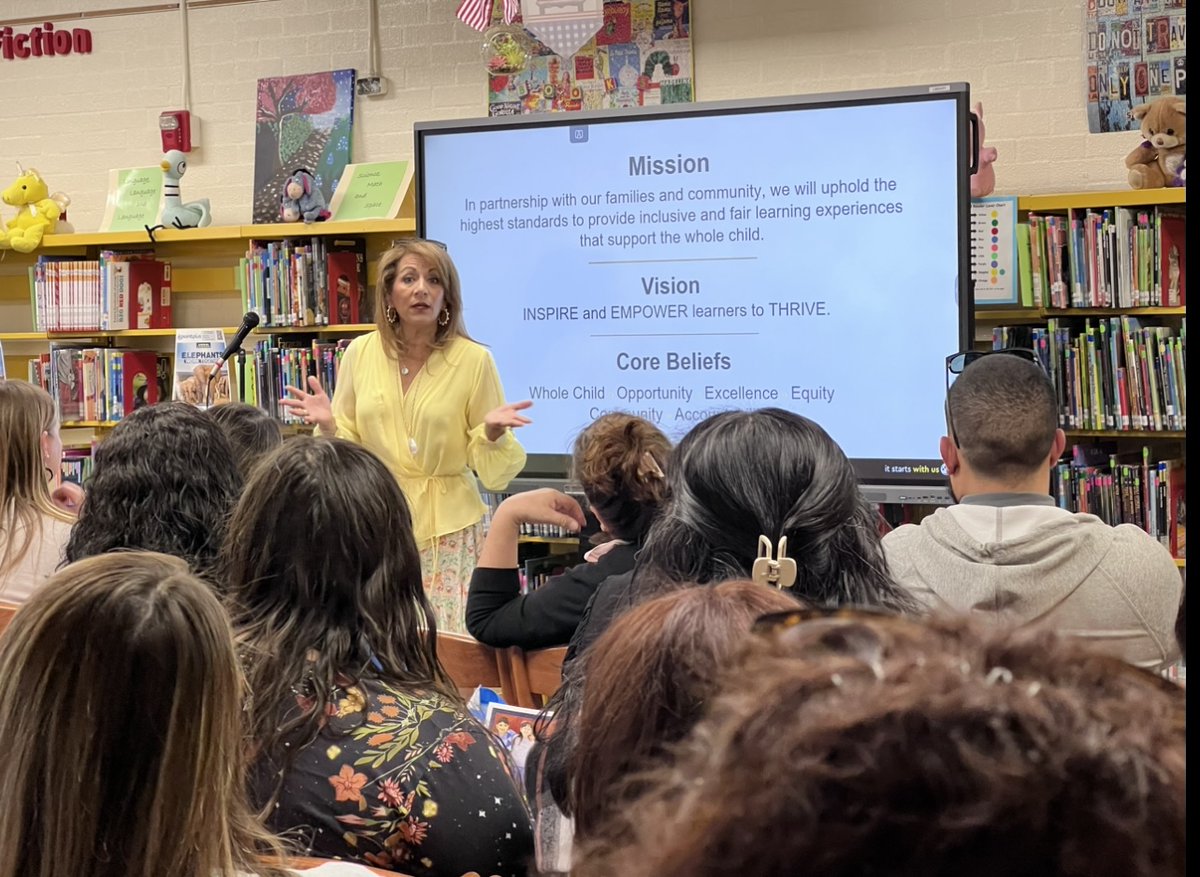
486, 0, 694, 116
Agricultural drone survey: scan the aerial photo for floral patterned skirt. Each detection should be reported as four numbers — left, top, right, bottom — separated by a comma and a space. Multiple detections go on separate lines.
420, 521, 484, 634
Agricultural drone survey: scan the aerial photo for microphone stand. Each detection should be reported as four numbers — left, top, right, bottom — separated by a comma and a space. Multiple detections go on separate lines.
237, 349, 246, 403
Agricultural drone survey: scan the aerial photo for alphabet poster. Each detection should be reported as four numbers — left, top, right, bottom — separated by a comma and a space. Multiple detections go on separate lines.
1085, 0, 1186, 133
486, 0, 694, 116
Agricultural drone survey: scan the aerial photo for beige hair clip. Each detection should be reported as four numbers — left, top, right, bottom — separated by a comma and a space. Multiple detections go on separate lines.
752, 535, 797, 589
638, 451, 665, 480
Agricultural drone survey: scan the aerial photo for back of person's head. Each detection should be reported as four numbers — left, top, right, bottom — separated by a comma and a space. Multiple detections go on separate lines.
576, 611, 1186, 877
572, 412, 670, 542
948, 353, 1058, 481
572, 580, 798, 841
0, 552, 284, 877
638, 407, 909, 611
222, 437, 453, 781
1, 381, 70, 578
206, 403, 283, 481
64, 402, 242, 578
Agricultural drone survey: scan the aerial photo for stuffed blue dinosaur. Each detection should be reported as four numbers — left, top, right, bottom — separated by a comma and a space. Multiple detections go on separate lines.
280, 168, 330, 223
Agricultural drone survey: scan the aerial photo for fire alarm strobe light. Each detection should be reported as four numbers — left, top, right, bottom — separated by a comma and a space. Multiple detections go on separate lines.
159, 109, 194, 153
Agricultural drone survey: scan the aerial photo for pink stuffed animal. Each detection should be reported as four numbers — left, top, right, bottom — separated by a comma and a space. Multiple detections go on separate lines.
971, 102, 998, 198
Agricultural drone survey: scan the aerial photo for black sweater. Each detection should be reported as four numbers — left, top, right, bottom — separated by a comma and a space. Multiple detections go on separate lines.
465, 542, 639, 650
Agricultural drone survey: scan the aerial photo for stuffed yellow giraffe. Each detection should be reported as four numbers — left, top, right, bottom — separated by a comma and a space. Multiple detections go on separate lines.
0, 163, 70, 253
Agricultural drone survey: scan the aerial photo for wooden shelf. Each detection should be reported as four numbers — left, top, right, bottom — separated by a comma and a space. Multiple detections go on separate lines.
39, 218, 416, 250
258, 323, 374, 335
518, 536, 579, 547
976, 306, 1186, 322
1175, 558, 1186, 568
1017, 188, 1187, 212
1064, 429, 1185, 439
60, 421, 117, 428
0, 324, 376, 342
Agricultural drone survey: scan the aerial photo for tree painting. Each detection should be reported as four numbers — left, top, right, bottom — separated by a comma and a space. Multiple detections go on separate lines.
252, 69, 355, 224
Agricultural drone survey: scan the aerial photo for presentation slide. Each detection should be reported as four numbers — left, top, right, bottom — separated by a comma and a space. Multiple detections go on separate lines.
421, 96, 962, 479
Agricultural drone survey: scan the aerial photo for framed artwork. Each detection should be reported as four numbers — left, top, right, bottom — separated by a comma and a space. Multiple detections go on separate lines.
252, 69, 355, 223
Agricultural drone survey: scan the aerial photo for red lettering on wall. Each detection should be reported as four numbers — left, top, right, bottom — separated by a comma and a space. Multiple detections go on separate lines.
0, 22, 93, 61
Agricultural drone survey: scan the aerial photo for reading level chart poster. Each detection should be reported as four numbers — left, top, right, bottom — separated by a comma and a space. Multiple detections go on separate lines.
1085, 0, 1186, 133
487, 0, 695, 116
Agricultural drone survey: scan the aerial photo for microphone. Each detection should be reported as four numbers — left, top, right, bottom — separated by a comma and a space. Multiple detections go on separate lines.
206, 311, 260, 408
218, 311, 261, 365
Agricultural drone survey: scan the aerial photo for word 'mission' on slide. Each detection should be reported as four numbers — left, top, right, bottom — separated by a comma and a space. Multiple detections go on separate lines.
422, 97, 962, 476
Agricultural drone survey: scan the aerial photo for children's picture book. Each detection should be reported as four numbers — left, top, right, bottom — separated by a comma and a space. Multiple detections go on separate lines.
128, 259, 172, 329
483, 702, 542, 787
172, 328, 230, 407
327, 237, 369, 323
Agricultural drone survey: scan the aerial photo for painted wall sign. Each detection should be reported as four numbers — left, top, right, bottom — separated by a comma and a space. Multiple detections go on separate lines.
0, 22, 94, 60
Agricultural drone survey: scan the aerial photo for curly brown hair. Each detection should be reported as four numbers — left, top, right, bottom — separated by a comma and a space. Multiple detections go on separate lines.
575, 611, 1186, 877
571, 412, 669, 542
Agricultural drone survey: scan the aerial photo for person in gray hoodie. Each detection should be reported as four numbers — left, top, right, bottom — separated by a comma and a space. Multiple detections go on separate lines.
883, 350, 1182, 671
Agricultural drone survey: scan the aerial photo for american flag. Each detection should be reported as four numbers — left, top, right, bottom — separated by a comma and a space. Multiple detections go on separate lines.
456, 0, 520, 31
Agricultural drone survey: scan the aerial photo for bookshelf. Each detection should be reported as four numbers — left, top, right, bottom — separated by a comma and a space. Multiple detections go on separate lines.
1, 217, 415, 408
974, 188, 1186, 569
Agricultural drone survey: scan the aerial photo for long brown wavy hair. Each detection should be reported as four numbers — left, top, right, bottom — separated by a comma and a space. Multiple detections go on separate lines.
373, 239, 475, 361
1, 381, 72, 586
221, 438, 457, 812
0, 551, 287, 877
571, 580, 799, 841
571, 412, 670, 543
575, 612, 1187, 877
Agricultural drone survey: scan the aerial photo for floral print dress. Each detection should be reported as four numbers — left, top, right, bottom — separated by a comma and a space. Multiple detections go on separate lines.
253, 680, 533, 877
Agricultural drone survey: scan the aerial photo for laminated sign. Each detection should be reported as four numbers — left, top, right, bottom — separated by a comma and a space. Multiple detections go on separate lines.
520, 0, 604, 58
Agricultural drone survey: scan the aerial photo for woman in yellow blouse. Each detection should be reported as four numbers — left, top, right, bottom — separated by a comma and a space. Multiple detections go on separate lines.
282, 240, 530, 631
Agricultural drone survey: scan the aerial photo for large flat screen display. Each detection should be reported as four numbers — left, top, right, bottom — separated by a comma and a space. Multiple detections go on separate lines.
416, 83, 973, 487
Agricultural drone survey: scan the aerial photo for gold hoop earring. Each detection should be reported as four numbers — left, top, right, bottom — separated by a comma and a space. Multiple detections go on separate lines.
386, 306, 399, 325
438, 307, 451, 327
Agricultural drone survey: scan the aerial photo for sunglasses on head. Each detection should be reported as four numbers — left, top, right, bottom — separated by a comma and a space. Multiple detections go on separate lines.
944, 348, 1039, 447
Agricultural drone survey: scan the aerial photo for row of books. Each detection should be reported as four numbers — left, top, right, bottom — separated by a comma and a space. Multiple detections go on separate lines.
520, 555, 568, 595
480, 491, 580, 539
61, 447, 95, 486
1021, 206, 1185, 309
238, 237, 369, 328
27, 346, 168, 424
1052, 445, 1185, 560
994, 316, 1186, 432
29, 254, 172, 332
238, 338, 353, 422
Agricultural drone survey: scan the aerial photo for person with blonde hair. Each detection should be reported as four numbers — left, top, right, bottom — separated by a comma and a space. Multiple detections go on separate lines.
281, 240, 530, 631
467, 412, 671, 648
0, 380, 77, 604
0, 550, 388, 877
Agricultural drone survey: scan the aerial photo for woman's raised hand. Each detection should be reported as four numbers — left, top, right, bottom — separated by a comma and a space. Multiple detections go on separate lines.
281, 376, 334, 433
496, 488, 586, 534
484, 399, 533, 442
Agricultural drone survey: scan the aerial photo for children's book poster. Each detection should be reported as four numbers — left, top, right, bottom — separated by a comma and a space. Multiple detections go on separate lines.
252, 69, 355, 223
1085, 0, 1186, 133
173, 328, 230, 407
486, 1, 694, 116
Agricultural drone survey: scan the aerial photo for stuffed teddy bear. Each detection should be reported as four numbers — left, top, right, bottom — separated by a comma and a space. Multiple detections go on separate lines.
0, 163, 69, 253
279, 168, 330, 223
970, 101, 998, 198
1125, 97, 1186, 189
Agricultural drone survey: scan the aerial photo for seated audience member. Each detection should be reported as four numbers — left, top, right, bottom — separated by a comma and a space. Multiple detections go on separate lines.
467, 412, 670, 648
64, 402, 242, 581
571, 406, 915, 657
571, 581, 798, 844
0, 550, 385, 877
574, 611, 1186, 877
1, 381, 76, 604
883, 350, 1182, 670
532, 408, 915, 870
223, 437, 532, 876
207, 401, 284, 480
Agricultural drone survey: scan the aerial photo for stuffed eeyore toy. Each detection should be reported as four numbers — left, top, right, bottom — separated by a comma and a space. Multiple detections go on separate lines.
280, 168, 330, 223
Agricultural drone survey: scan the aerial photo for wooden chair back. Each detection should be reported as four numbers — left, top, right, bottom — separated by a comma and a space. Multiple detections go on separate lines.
508, 645, 568, 709
0, 603, 17, 639
434, 631, 516, 702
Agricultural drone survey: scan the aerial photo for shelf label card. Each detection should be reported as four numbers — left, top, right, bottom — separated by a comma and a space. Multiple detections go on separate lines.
328, 161, 414, 222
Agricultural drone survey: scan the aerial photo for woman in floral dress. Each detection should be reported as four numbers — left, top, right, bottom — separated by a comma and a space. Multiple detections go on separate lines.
224, 437, 532, 876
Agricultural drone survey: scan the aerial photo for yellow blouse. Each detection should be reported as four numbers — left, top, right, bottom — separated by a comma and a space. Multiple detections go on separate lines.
322, 332, 526, 546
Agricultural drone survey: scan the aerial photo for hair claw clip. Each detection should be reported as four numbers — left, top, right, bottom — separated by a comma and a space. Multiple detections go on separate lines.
752, 535, 798, 589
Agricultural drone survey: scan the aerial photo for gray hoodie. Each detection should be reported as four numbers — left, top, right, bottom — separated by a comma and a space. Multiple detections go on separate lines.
883, 494, 1183, 671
